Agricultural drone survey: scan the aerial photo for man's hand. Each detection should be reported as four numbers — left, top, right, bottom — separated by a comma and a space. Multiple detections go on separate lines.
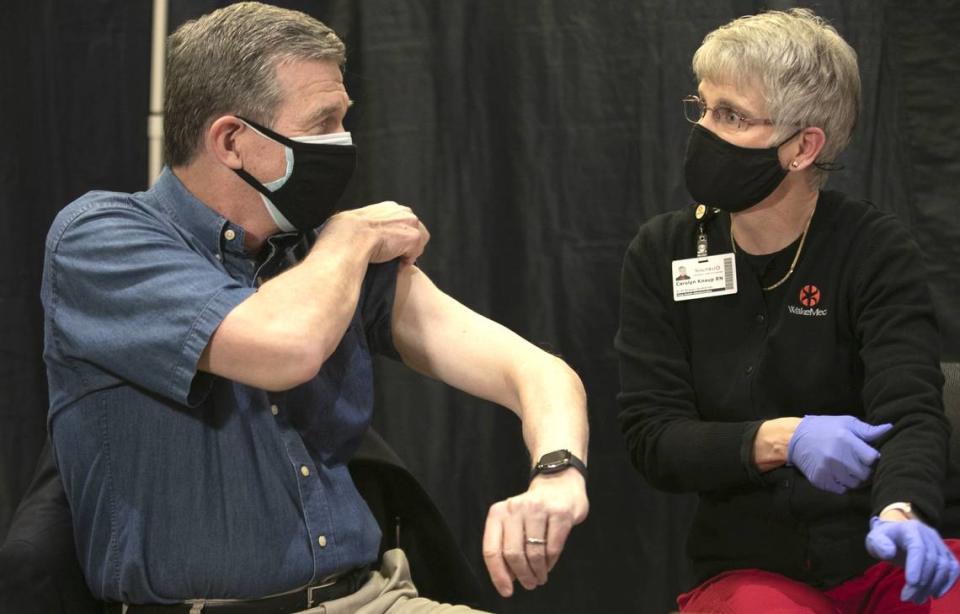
866, 516, 960, 603
324, 201, 429, 265
786, 415, 892, 494
481, 469, 588, 597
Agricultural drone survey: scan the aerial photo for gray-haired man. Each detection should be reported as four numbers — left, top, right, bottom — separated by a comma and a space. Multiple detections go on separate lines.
42, 3, 588, 612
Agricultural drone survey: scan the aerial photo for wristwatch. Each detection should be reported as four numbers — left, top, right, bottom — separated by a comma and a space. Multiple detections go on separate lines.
530, 449, 587, 481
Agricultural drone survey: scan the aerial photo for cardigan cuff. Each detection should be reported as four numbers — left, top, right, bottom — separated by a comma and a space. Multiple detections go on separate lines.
739, 420, 766, 485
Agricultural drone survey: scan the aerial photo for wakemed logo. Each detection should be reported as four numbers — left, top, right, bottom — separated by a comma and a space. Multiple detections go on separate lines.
788, 284, 829, 317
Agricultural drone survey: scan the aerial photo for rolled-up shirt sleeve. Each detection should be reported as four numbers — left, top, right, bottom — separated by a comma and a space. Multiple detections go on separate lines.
358, 260, 401, 360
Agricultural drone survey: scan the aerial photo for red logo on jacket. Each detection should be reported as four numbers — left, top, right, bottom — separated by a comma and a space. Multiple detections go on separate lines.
799, 285, 821, 307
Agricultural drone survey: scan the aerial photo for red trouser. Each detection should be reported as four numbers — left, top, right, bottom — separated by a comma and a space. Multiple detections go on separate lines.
678, 539, 960, 613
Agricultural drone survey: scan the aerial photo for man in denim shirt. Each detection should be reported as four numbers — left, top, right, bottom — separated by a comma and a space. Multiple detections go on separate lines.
41, 3, 588, 613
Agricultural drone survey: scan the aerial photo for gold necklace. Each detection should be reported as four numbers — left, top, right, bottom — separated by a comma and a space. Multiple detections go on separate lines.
730, 210, 814, 291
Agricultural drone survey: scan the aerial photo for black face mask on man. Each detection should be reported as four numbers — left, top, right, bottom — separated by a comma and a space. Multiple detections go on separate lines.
233, 116, 357, 232
683, 123, 801, 213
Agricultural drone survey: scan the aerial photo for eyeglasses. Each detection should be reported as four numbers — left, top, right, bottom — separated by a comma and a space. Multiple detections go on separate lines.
682, 95, 774, 132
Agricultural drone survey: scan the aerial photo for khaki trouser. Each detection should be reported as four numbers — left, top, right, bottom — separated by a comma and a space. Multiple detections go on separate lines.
300, 549, 491, 614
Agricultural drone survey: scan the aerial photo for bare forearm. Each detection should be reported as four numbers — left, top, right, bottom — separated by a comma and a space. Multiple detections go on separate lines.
392, 268, 588, 460
753, 417, 801, 472
201, 201, 426, 390
514, 355, 589, 464
250, 233, 372, 355
482, 355, 590, 598
201, 225, 376, 390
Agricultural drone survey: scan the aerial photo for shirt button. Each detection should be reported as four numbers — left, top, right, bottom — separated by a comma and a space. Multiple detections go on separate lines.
300, 465, 310, 477
756, 313, 765, 324
318, 535, 327, 548
270, 404, 279, 416
224, 229, 236, 241
214, 254, 222, 261
745, 365, 754, 375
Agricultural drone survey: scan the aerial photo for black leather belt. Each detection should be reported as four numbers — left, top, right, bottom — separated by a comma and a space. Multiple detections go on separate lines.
102, 566, 371, 614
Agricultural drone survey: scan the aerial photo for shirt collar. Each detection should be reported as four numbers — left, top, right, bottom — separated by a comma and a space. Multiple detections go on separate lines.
149, 167, 247, 258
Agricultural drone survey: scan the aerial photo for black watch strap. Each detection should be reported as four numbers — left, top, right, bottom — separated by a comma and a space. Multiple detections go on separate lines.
529, 449, 587, 481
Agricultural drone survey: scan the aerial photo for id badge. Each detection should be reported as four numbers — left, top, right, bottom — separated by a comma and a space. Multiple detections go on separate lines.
672, 253, 737, 302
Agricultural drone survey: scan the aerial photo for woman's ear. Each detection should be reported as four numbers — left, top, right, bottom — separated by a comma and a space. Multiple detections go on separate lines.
786, 126, 826, 171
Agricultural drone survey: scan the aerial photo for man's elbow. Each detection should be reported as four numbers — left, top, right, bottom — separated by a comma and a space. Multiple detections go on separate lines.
518, 352, 576, 381
251, 336, 331, 391
257, 366, 317, 392
545, 355, 586, 398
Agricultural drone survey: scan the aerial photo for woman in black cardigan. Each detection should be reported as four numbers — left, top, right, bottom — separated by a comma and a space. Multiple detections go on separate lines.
616, 8, 959, 612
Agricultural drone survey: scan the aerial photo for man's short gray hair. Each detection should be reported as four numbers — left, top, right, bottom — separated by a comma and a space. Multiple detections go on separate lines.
692, 9, 860, 187
164, 2, 346, 166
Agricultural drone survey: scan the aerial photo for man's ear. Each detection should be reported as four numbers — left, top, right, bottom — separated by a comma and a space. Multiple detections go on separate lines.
787, 126, 826, 171
207, 115, 246, 169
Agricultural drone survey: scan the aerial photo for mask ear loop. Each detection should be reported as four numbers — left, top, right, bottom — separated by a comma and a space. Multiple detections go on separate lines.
778, 127, 845, 172
235, 115, 300, 148
232, 117, 295, 193
230, 117, 299, 232
774, 128, 804, 148
777, 129, 805, 173
813, 160, 844, 171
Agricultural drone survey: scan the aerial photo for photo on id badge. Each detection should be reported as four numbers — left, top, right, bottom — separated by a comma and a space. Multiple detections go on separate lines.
671, 254, 738, 302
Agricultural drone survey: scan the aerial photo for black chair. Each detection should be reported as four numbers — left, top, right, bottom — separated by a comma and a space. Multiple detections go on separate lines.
943, 362, 960, 455
940, 362, 960, 536
0, 441, 100, 614
0, 431, 481, 613
348, 429, 483, 607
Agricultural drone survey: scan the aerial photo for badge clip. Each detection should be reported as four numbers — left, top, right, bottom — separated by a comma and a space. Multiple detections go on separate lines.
697, 224, 708, 258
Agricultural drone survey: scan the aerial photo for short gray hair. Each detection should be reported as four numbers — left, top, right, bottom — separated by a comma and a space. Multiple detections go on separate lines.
692, 8, 860, 187
164, 2, 346, 166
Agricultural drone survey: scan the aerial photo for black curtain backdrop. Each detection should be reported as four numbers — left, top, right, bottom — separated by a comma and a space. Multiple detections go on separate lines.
2, 2, 958, 612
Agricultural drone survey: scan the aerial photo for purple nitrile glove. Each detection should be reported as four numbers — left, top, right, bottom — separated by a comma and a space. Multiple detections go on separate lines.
786, 415, 892, 494
866, 516, 960, 603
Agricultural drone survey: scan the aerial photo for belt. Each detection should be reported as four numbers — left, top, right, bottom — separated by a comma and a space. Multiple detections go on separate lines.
103, 566, 371, 614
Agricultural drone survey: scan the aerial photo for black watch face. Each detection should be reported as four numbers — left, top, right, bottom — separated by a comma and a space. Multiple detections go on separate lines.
538, 450, 572, 472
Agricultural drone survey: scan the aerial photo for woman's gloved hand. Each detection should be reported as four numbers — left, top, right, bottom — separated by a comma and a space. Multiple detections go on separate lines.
786, 415, 892, 494
866, 516, 960, 603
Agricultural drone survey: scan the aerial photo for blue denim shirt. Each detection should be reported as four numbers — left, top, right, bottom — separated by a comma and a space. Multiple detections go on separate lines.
41, 168, 399, 603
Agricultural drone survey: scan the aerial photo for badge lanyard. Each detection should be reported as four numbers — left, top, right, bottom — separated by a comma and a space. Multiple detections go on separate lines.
696, 204, 709, 258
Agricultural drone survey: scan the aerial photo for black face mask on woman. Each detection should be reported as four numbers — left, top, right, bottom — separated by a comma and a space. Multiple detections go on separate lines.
683, 123, 800, 213
233, 116, 357, 232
